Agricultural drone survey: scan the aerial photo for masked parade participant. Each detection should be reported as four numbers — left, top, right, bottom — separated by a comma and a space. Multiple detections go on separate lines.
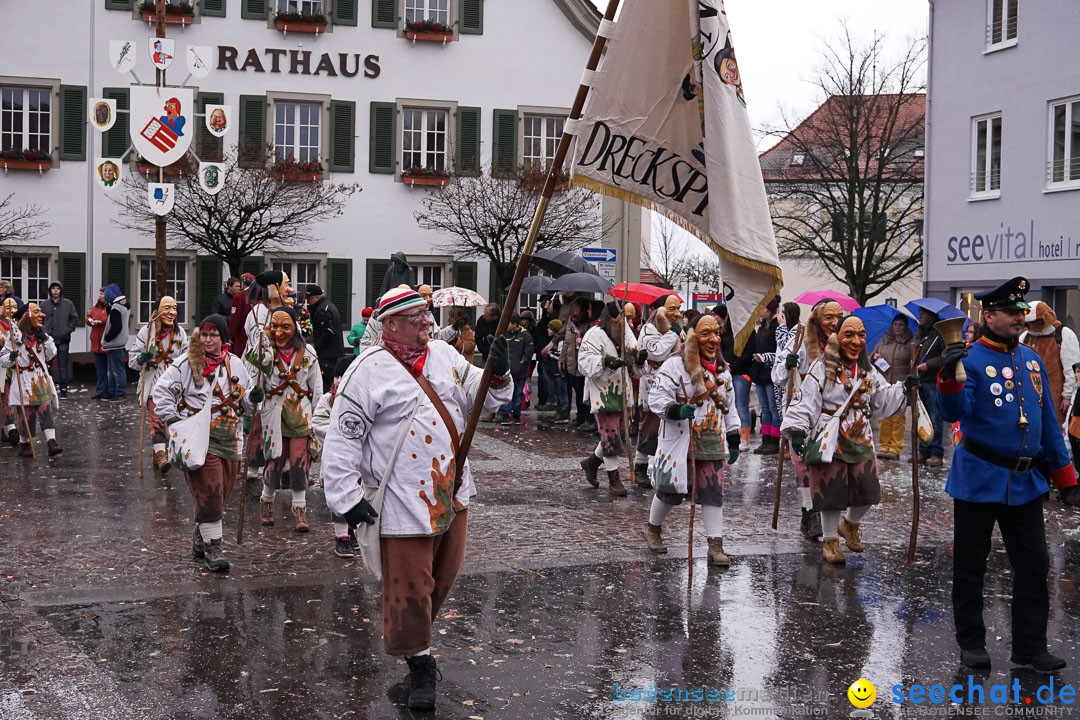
578, 302, 639, 496
633, 295, 684, 486
153, 315, 254, 573
773, 298, 844, 539
1, 303, 62, 457
936, 278, 1077, 672
311, 355, 358, 558
129, 296, 188, 474
242, 270, 290, 478
781, 315, 916, 564
322, 287, 512, 711
245, 305, 322, 532
0, 296, 21, 446
644, 314, 741, 565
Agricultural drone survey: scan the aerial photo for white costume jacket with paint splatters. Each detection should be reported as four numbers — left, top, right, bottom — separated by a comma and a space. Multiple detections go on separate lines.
578, 323, 637, 414
244, 330, 322, 461
322, 340, 512, 538
128, 322, 188, 406
636, 318, 682, 410
1, 331, 57, 409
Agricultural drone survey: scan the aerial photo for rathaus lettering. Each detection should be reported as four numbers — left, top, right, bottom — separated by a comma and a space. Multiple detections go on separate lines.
217, 46, 381, 78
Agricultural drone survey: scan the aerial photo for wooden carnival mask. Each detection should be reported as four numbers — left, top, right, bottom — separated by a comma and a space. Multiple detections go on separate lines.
837, 316, 866, 362
696, 315, 720, 360
269, 310, 297, 349
0, 297, 16, 319
819, 301, 844, 336
158, 296, 177, 326
664, 295, 682, 324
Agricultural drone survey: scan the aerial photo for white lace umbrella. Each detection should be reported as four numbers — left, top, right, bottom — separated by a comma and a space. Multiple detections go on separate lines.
431, 286, 487, 307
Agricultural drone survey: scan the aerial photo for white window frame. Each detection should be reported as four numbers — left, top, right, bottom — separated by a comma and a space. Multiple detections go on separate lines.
403, 0, 451, 27
412, 263, 444, 324
277, 0, 323, 16
517, 106, 570, 174
0, 254, 52, 305
970, 113, 1002, 200
790, 152, 805, 166
1047, 95, 1080, 191
270, 258, 320, 292
397, 99, 456, 178
985, 0, 1018, 51
521, 113, 567, 170
1, 85, 52, 154
268, 92, 328, 167
138, 257, 190, 325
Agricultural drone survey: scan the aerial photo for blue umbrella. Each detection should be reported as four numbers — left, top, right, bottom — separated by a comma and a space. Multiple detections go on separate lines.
853, 305, 916, 352
905, 297, 965, 322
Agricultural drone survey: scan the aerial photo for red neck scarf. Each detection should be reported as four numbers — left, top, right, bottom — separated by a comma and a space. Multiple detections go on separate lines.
278, 347, 296, 365
204, 350, 227, 377
702, 356, 718, 373
382, 337, 428, 373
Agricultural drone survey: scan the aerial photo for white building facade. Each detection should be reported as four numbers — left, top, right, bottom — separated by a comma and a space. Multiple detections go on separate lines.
926, 0, 1080, 327
0, 0, 634, 348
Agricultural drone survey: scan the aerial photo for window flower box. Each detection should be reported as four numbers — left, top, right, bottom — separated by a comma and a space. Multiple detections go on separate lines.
271, 159, 324, 182
138, 161, 186, 178
403, 168, 450, 187
405, 19, 453, 43
139, 1, 194, 24
1, 150, 51, 173
275, 12, 327, 33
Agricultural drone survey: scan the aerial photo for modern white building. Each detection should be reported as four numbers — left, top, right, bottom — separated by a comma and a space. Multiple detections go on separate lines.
0, 0, 642, 349
925, 0, 1080, 327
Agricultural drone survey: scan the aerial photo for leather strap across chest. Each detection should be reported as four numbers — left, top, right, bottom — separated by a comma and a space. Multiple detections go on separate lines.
266, 351, 312, 399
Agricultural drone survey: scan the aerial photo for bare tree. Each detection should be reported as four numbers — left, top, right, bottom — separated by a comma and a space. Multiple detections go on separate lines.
761, 27, 926, 305
684, 254, 723, 294
646, 218, 690, 289
111, 146, 361, 277
0, 193, 49, 253
414, 165, 610, 297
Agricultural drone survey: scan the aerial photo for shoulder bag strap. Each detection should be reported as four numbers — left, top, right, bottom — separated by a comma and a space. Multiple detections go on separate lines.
386, 350, 461, 456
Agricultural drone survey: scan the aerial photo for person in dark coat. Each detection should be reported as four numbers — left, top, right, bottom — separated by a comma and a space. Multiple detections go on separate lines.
914, 308, 946, 465
228, 273, 255, 359
42, 281, 78, 398
750, 296, 781, 454
475, 303, 500, 360
306, 284, 343, 391
212, 277, 241, 317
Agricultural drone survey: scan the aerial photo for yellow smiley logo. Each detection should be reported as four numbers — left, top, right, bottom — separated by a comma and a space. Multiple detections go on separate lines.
848, 678, 876, 709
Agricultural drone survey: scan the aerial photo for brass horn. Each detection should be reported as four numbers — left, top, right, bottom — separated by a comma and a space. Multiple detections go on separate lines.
934, 317, 968, 383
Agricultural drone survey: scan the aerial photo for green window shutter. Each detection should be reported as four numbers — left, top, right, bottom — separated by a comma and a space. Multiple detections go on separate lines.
328, 100, 356, 173
105, 0, 132, 9
238, 95, 266, 168
488, 262, 510, 308
201, 0, 226, 16
460, 0, 483, 34
101, 253, 130, 296
455, 106, 481, 177
240, 257, 264, 276
58, 252, 86, 319
369, 101, 396, 174
195, 256, 223, 321
102, 87, 130, 159
453, 261, 477, 290
241, 0, 267, 19
491, 109, 517, 178
196, 91, 224, 162
365, 258, 391, 308
371, 0, 397, 28
327, 258, 353, 326
332, 0, 357, 26
58, 85, 87, 162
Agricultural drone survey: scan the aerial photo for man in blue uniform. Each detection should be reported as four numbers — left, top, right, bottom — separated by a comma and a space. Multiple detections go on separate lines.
937, 277, 1078, 672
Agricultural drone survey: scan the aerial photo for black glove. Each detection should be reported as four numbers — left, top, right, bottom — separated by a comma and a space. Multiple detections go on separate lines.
1059, 485, 1080, 508
785, 353, 799, 370
249, 386, 265, 404
344, 498, 379, 527
34, 328, 48, 342
671, 322, 682, 335
789, 430, 806, 456
138, 350, 154, 365
726, 431, 741, 465
8, 350, 18, 361
903, 375, 921, 391
636, 349, 648, 365
665, 403, 697, 420
165, 415, 181, 426
603, 356, 628, 370
453, 316, 467, 331
939, 342, 968, 380
489, 334, 510, 377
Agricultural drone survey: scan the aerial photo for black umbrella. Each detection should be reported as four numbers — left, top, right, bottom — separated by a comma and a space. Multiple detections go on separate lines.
546, 272, 612, 295
530, 249, 599, 277
511, 275, 554, 295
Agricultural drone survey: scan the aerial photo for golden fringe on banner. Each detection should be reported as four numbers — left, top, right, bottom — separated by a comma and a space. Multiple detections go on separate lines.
571, 175, 783, 353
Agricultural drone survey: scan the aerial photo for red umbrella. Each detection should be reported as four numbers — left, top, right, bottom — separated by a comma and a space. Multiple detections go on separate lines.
607, 282, 681, 305
793, 290, 861, 312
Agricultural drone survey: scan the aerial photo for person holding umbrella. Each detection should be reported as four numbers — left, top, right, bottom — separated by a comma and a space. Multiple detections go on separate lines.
913, 306, 946, 466
871, 315, 914, 461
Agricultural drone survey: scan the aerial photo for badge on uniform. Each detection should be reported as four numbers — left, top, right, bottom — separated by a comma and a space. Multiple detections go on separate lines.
1005, 393, 1015, 402
1026, 361, 1034, 371
1004, 380, 1014, 390
1033, 360, 1041, 372
985, 366, 998, 378
1030, 372, 1043, 396
995, 398, 1003, 407
990, 382, 1003, 396
1001, 367, 1014, 379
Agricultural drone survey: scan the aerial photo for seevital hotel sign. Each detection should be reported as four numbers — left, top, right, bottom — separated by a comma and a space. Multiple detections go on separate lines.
217, 46, 381, 78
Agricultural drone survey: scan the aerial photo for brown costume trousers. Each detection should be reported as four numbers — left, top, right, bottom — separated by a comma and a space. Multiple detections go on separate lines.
185, 454, 238, 524
380, 509, 468, 656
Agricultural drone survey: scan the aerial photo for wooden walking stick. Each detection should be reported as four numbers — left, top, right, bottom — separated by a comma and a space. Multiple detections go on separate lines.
622, 364, 636, 486
238, 314, 270, 545
138, 310, 160, 479
680, 379, 698, 578
771, 325, 804, 530
906, 344, 921, 565
11, 349, 36, 460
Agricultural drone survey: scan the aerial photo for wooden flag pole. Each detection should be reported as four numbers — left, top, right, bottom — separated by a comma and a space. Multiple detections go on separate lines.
456, 0, 622, 479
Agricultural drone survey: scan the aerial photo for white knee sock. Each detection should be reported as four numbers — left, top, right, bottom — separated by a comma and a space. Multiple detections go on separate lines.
44, 428, 56, 441
152, 442, 165, 453
601, 454, 620, 472
634, 450, 649, 465
798, 487, 813, 510
198, 520, 223, 542
594, 443, 604, 460
844, 505, 870, 525
260, 485, 274, 501
333, 520, 349, 537
649, 495, 675, 526
701, 504, 724, 537
291, 489, 306, 507
3, 423, 14, 433
408, 648, 431, 658
820, 510, 842, 539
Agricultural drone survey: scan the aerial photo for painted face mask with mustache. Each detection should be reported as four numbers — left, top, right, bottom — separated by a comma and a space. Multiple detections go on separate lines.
838, 317, 867, 362
695, 315, 721, 360
270, 310, 297, 349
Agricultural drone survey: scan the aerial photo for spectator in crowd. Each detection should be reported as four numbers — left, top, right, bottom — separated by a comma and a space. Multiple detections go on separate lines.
772, 301, 801, 423
533, 299, 557, 408
42, 281, 77, 398
726, 309, 756, 453
518, 310, 538, 409
965, 321, 980, 345
751, 296, 781, 454
914, 308, 945, 466
567, 299, 593, 430
498, 314, 534, 425
544, 318, 570, 422
1022, 301, 1080, 425
348, 307, 374, 355
0, 280, 13, 302
306, 284, 343, 392
475, 303, 500, 360
212, 277, 241, 317
86, 287, 111, 399
228, 273, 256, 358
872, 315, 914, 461
101, 284, 130, 400
417, 284, 440, 332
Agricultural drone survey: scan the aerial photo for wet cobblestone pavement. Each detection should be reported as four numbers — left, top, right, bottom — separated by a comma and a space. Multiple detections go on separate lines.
2, 390, 1080, 718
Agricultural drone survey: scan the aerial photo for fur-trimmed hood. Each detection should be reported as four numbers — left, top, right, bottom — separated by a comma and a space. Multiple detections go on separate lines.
188, 329, 207, 387
651, 307, 671, 334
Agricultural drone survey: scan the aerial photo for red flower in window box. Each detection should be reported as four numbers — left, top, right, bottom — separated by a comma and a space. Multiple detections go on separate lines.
275, 11, 327, 33
140, 1, 195, 23
271, 157, 324, 182
405, 18, 453, 42
1, 149, 52, 172
403, 166, 450, 186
